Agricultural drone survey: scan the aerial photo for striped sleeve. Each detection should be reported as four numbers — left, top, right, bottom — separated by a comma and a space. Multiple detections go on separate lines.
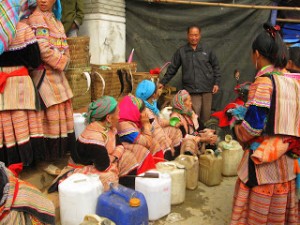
113, 135, 125, 159
235, 77, 272, 142
241, 106, 269, 137
34, 27, 68, 71
29, 14, 69, 71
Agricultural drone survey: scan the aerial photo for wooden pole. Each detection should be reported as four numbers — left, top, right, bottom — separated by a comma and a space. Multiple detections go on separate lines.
276, 18, 300, 23
149, 0, 300, 11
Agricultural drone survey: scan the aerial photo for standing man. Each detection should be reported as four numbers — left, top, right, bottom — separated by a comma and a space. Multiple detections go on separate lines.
61, 0, 84, 37
159, 25, 221, 124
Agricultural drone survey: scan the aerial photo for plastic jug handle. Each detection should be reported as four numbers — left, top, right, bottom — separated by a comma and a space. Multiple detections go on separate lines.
111, 186, 137, 203
73, 178, 87, 183
205, 149, 215, 156
111, 188, 129, 201
163, 162, 177, 169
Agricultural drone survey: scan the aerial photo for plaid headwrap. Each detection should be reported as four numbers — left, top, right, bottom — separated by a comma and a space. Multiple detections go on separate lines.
0, 0, 20, 54
171, 89, 193, 116
85, 96, 117, 124
129, 94, 143, 110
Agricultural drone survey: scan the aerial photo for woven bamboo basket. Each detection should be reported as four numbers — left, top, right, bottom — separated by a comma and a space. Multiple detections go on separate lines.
91, 64, 121, 100
67, 36, 90, 68
67, 36, 90, 46
111, 62, 137, 73
68, 58, 90, 68
65, 67, 91, 110
132, 72, 159, 93
110, 62, 138, 95
91, 63, 138, 100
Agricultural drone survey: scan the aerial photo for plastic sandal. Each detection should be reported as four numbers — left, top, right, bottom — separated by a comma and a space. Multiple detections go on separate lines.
43, 164, 61, 176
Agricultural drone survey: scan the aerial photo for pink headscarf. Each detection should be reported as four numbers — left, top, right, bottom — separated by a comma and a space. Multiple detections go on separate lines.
119, 95, 143, 128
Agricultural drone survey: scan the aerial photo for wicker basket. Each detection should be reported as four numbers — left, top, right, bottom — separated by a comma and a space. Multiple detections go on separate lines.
65, 67, 91, 110
111, 62, 137, 73
91, 63, 138, 100
91, 64, 120, 100
132, 72, 159, 93
111, 62, 138, 96
67, 36, 90, 68
67, 36, 90, 47
68, 58, 90, 68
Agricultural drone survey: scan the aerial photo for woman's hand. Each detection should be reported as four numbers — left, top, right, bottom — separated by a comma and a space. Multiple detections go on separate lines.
175, 121, 182, 128
199, 132, 218, 145
140, 111, 151, 125
194, 136, 202, 143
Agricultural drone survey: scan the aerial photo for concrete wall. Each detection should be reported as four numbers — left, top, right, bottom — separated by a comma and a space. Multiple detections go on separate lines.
79, 0, 126, 65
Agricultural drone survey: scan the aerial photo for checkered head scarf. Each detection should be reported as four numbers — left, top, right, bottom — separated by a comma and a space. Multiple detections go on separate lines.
171, 89, 193, 116
85, 96, 118, 124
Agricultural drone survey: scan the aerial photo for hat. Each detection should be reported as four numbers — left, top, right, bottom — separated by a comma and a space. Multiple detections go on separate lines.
135, 80, 156, 100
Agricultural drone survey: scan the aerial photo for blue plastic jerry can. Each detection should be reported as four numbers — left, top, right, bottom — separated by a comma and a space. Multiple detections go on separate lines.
96, 184, 148, 225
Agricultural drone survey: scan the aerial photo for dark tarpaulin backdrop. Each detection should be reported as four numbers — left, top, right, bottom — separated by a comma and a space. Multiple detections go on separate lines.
125, 0, 272, 111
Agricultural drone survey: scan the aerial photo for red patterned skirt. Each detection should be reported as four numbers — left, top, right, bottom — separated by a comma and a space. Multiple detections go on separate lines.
0, 110, 45, 166
231, 178, 299, 225
41, 100, 75, 160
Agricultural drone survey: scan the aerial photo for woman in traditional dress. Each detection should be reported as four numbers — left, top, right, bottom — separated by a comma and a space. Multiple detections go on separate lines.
0, 162, 55, 225
28, 0, 75, 162
170, 90, 217, 155
118, 95, 157, 172
135, 80, 182, 160
0, 0, 45, 167
49, 96, 139, 191
230, 23, 300, 224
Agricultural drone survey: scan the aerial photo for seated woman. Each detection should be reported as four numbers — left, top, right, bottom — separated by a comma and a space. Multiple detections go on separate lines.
118, 95, 158, 170
135, 80, 182, 160
0, 162, 55, 225
170, 90, 218, 155
49, 96, 139, 192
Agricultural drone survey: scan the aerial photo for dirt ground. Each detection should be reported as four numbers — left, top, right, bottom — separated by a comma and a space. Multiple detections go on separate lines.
151, 177, 236, 225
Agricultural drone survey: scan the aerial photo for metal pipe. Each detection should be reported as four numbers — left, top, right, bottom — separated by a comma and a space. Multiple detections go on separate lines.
149, 0, 300, 11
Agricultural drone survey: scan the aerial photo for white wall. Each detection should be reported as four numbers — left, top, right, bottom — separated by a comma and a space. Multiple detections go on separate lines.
79, 0, 126, 65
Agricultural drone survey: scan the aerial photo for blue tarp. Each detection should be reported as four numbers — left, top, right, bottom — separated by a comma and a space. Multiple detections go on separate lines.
282, 23, 300, 44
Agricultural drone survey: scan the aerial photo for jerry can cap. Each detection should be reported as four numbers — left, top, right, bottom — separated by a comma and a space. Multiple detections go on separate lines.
129, 197, 140, 207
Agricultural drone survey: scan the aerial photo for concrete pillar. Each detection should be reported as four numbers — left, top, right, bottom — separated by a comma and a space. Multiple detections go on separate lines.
80, 0, 126, 64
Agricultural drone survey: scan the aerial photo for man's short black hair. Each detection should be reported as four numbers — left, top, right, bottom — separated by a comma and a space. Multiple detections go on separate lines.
187, 25, 201, 33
